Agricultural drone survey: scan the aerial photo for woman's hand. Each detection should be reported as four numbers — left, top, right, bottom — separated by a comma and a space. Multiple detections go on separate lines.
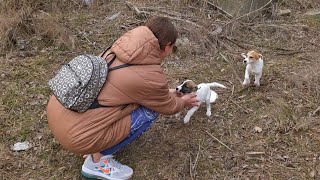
181, 93, 199, 108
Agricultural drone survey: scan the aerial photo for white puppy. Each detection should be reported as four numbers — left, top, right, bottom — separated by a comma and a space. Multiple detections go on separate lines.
241, 50, 264, 87
176, 80, 226, 123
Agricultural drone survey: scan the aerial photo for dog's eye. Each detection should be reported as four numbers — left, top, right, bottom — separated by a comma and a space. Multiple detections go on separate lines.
249, 56, 253, 59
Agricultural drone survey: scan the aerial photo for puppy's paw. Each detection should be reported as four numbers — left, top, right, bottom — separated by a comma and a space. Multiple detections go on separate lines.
206, 111, 212, 117
183, 117, 190, 124
254, 81, 260, 87
175, 112, 181, 118
242, 80, 250, 86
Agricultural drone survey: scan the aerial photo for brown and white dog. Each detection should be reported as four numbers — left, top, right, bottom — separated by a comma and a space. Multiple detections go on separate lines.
176, 80, 227, 123
241, 50, 264, 87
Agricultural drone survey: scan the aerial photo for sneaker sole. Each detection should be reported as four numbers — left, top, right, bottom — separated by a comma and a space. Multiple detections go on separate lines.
81, 165, 132, 180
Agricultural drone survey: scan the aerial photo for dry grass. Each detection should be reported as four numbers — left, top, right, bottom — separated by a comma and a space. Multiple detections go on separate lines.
0, 0, 82, 53
1, 0, 320, 179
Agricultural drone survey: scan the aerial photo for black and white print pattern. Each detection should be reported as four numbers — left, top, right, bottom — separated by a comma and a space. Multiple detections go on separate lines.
48, 54, 108, 112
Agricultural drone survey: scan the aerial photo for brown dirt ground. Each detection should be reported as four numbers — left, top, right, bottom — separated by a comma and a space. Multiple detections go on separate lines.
0, 0, 320, 179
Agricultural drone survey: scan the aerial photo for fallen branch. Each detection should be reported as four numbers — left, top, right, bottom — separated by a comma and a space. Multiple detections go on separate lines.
219, 53, 243, 85
207, 1, 233, 18
205, 130, 233, 151
223, 0, 273, 27
276, 50, 305, 56
126, 1, 222, 36
311, 106, 320, 116
189, 155, 194, 180
192, 142, 201, 171
246, 151, 265, 155
235, 84, 256, 94
125, 1, 147, 18
229, 98, 250, 114
221, 36, 248, 49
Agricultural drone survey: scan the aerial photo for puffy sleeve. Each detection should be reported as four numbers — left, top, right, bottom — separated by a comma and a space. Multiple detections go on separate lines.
131, 71, 185, 115
139, 82, 185, 115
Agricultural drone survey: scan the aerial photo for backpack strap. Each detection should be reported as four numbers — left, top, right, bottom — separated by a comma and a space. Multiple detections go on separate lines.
88, 48, 132, 110
100, 46, 111, 58
89, 98, 109, 109
109, 64, 132, 71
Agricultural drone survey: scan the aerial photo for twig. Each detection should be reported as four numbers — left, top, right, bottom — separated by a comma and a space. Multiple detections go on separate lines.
125, 1, 147, 18
205, 130, 233, 151
222, 0, 273, 27
219, 53, 242, 85
207, 1, 233, 18
231, 83, 235, 96
126, 1, 222, 35
252, 23, 309, 28
189, 155, 194, 180
192, 142, 201, 171
229, 98, 250, 114
221, 36, 248, 49
76, 28, 97, 49
276, 50, 305, 56
246, 151, 265, 155
140, 6, 186, 18
312, 106, 320, 116
235, 84, 255, 94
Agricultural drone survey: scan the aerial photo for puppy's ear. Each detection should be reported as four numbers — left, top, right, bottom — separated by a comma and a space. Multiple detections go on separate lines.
187, 81, 198, 92
241, 53, 246, 58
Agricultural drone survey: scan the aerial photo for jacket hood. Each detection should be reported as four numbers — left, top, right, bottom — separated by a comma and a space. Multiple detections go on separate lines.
111, 26, 163, 65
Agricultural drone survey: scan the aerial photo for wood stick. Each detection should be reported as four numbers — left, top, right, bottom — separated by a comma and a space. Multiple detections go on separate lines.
221, 36, 248, 49
193, 142, 201, 171
189, 155, 194, 180
312, 106, 320, 116
246, 151, 265, 155
222, 0, 273, 27
207, 1, 233, 18
205, 130, 233, 151
125, 1, 146, 18
229, 98, 250, 114
126, 2, 222, 36
219, 53, 243, 85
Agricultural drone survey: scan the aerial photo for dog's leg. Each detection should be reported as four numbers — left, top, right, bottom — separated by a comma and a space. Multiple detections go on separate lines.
243, 66, 250, 86
206, 93, 211, 117
183, 106, 199, 124
254, 73, 262, 87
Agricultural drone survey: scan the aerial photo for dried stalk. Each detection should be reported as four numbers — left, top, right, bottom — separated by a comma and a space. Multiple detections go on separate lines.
205, 130, 233, 151
223, 0, 273, 27
219, 53, 243, 85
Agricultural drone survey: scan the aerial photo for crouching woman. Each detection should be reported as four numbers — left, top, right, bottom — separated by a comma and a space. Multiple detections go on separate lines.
47, 16, 198, 179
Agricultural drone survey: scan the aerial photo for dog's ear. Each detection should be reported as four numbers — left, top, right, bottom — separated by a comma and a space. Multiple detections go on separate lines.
187, 81, 198, 92
241, 53, 246, 58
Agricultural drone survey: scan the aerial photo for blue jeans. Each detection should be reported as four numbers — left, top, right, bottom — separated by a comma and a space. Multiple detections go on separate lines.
100, 106, 158, 155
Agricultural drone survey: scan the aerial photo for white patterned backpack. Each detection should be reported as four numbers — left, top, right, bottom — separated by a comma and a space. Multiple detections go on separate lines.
48, 47, 130, 112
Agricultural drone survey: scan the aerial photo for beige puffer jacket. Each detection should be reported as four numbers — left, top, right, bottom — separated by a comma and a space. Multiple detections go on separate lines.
47, 26, 185, 154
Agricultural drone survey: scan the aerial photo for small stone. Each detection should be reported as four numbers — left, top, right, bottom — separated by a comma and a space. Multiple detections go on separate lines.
277, 9, 291, 16
11, 141, 32, 151
310, 170, 315, 178
254, 126, 262, 133
304, 9, 320, 16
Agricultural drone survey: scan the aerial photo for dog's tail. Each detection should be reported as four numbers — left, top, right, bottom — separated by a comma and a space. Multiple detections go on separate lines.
207, 82, 227, 89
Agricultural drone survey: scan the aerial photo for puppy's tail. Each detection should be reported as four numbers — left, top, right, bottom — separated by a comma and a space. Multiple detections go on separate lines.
207, 82, 227, 89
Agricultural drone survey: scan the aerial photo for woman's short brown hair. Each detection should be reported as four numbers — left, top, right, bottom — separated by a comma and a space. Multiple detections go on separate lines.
145, 16, 178, 50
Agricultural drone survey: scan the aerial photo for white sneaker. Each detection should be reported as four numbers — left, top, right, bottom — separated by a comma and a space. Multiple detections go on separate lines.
81, 154, 133, 180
